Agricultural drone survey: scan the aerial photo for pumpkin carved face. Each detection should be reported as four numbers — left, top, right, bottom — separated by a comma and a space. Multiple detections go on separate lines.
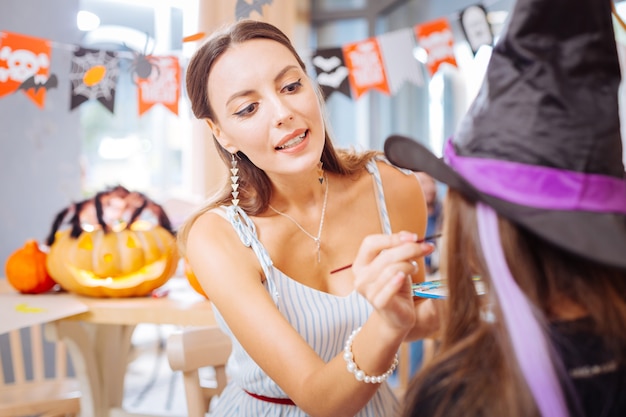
45, 186, 179, 298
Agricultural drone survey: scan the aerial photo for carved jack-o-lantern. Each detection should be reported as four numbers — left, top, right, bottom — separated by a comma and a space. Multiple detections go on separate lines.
45, 186, 179, 298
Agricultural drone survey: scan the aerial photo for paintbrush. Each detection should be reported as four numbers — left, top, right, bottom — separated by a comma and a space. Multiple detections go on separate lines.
329, 233, 442, 274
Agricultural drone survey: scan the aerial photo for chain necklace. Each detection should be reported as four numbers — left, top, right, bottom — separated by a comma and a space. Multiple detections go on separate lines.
269, 176, 329, 263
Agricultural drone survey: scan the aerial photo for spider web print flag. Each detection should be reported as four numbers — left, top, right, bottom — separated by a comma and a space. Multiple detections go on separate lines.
69, 47, 119, 113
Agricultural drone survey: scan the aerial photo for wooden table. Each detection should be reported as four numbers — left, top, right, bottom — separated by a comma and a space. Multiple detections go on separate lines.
0, 278, 216, 417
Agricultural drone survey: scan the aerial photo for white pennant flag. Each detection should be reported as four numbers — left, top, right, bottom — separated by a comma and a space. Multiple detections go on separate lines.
377, 28, 424, 94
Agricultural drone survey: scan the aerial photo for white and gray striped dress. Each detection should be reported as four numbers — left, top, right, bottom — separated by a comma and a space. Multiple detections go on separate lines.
208, 160, 404, 417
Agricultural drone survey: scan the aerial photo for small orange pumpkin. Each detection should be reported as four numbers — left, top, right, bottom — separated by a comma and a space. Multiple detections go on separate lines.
5, 240, 57, 294
184, 259, 208, 299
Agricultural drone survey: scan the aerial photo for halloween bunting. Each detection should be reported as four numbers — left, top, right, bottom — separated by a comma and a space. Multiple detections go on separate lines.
69, 47, 119, 113
311, 47, 351, 99
343, 38, 390, 99
377, 28, 425, 94
0, 31, 57, 108
414, 17, 458, 76
459, 4, 494, 55
137, 55, 180, 116
0, 2, 498, 108
235, 0, 273, 20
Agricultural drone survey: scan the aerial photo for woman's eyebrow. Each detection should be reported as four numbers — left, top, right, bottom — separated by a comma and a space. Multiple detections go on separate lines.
225, 65, 301, 107
274, 65, 299, 82
226, 89, 254, 107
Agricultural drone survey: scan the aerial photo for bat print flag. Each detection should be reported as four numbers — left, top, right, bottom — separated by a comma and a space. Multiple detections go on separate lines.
235, 0, 274, 20
311, 47, 351, 99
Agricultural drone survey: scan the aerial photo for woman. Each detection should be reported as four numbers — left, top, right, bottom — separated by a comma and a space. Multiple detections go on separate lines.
385, 0, 626, 415
178, 20, 438, 416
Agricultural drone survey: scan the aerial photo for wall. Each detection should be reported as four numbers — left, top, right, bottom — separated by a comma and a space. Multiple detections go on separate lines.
0, 0, 83, 269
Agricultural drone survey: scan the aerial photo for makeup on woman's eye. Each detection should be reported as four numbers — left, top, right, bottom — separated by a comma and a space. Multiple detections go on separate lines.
234, 102, 257, 118
282, 78, 302, 93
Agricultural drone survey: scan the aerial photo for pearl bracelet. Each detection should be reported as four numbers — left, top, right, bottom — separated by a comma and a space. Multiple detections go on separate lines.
342, 326, 399, 384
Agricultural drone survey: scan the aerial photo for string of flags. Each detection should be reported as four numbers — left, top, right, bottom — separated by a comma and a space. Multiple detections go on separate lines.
0, 31, 181, 115
312, 3, 494, 100
236, 0, 274, 20
0, 2, 493, 114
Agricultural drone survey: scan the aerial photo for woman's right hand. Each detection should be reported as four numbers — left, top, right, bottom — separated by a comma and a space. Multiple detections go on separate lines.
352, 231, 435, 333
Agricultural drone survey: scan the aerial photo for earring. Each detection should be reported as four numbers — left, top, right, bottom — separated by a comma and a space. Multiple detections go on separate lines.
230, 153, 240, 207
317, 161, 324, 185
480, 300, 496, 323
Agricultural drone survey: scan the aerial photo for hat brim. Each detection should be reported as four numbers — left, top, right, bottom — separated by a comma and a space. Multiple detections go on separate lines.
384, 134, 626, 269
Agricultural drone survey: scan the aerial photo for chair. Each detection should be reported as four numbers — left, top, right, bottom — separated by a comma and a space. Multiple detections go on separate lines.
166, 326, 232, 417
0, 324, 81, 417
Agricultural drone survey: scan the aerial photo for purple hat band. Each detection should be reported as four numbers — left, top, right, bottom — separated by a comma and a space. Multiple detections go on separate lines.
477, 204, 569, 417
444, 140, 626, 214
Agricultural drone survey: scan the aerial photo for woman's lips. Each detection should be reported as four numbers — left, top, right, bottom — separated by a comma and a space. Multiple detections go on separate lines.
275, 130, 308, 150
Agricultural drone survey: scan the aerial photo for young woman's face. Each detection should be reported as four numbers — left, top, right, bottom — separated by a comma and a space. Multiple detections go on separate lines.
207, 39, 325, 176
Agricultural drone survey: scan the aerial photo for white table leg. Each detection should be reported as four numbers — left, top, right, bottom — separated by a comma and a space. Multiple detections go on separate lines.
46, 321, 136, 417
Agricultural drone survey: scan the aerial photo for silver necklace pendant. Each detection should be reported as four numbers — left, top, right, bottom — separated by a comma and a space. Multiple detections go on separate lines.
269, 175, 328, 263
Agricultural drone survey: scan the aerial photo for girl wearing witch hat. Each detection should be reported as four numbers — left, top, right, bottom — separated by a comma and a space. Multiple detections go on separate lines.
385, 0, 626, 416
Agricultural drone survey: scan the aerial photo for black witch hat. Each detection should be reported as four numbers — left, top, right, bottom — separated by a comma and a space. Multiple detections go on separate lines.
385, 0, 626, 269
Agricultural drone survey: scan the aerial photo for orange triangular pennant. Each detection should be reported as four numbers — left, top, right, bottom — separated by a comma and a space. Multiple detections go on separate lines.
0, 31, 54, 108
342, 38, 390, 99
137, 56, 180, 116
415, 17, 458, 76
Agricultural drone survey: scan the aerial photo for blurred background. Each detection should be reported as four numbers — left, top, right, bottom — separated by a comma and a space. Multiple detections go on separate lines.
2, 0, 625, 268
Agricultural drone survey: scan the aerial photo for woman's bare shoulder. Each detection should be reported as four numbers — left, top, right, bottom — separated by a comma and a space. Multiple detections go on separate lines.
186, 208, 247, 266
375, 160, 427, 232
376, 159, 423, 194
188, 207, 231, 242
185, 207, 263, 294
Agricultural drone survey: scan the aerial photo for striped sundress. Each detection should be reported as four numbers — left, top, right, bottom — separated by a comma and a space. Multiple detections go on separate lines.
207, 160, 402, 417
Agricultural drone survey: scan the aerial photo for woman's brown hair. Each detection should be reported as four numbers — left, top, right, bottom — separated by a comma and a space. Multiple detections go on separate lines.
178, 20, 378, 254
402, 189, 626, 417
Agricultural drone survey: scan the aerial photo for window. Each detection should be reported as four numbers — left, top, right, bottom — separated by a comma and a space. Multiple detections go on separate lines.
310, 0, 509, 155
77, 0, 198, 203
314, 18, 369, 149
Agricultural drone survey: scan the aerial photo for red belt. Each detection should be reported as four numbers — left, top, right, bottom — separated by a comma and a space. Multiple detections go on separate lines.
244, 390, 296, 405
